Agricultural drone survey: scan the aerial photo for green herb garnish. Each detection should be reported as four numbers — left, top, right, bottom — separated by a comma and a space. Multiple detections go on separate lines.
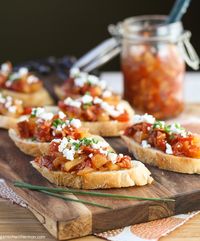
52, 119, 65, 128
30, 109, 37, 118
14, 181, 175, 203
82, 102, 92, 110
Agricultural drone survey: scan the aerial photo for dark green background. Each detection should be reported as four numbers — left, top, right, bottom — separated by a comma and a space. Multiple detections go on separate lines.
0, 0, 199, 70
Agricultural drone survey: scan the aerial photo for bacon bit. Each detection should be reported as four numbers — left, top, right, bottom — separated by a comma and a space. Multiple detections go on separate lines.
114, 112, 129, 122
117, 155, 132, 169
18, 120, 35, 138
22, 107, 33, 115
35, 156, 54, 170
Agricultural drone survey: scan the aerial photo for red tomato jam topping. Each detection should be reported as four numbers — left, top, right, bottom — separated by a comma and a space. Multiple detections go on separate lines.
60, 68, 120, 105
0, 61, 42, 93
124, 114, 200, 158
17, 107, 87, 142
122, 44, 185, 119
0, 93, 27, 117
58, 94, 129, 122
34, 137, 132, 174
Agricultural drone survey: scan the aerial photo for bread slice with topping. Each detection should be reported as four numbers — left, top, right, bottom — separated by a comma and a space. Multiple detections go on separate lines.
122, 113, 200, 174
31, 160, 153, 189
31, 136, 153, 189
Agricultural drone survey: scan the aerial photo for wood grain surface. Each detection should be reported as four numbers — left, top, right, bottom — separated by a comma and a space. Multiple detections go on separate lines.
0, 197, 200, 241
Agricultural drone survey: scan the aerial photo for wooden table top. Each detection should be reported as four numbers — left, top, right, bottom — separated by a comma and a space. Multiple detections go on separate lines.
0, 197, 199, 241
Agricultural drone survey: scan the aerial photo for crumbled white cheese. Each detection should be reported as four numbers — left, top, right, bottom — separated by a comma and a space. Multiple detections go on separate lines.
87, 75, 99, 85
88, 153, 93, 158
70, 67, 80, 78
91, 141, 109, 150
39, 112, 54, 121
63, 148, 75, 161
27, 75, 39, 84
31, 107, 54, 121
58, 111, 66, 119
8, 106, 17, 113
70, 118, 81, 128
166, 143, 173, 154
100, 101, 124, 118
52, 138, 61, 143
64, 97, 81, 108
169, 123, 187, 137
18, 67, 28, 77
1, 63, 10, 74
141, 140, 151, 148
133, 114, 155, 125
70, 68, 107, 90
74, 77, 86, 87
81, 94, 93, 104
118, 153, 124, 158
93, 97, 103, 104
102, 90, 112, 98
58, 137, 69, 152
107, 152, 118, 164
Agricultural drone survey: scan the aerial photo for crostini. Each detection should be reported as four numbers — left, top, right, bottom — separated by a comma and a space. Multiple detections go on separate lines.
58, 93, 134, 136
0, 61, 53, 106
122, 114, 200, 174
55, 67, 120, 105
0, 92, 32, 129
31, 136, 153, 189
9, 107, 88, 156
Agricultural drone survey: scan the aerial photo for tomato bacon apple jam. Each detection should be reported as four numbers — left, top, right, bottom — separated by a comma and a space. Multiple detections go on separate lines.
122, 44, 185, 119
0, 93, 31, 117
0, 62, 42, 93
34, 136, 132, 175
60, 68, 120, 105
17, 107, 88, 142
58, 94, 129, 122
124, 114, 200, 158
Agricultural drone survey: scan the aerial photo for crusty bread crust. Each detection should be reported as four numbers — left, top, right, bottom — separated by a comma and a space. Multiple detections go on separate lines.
9, 129, 49, 156
9, 128, 113, 157
31, 160, 153, 189
0, 115, 17, 129
1, 88, 54, 107
122, 135, 200, 174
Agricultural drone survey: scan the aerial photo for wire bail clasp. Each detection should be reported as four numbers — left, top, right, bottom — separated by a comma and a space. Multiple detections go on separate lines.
178, 31, 200, 70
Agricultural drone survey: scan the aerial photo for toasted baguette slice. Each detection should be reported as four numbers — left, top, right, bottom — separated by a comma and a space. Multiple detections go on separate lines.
0, 115, 17, 129
31, 160, 153, 189
9, 128, 112, 157
1, 88, 54, 107
122, 135, 200, 174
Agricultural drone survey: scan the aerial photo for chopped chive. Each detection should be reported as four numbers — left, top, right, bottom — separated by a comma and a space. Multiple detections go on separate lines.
14, 181, 175, 202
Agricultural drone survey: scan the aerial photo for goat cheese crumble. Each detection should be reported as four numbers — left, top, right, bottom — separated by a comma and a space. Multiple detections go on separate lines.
69, 67, 107, 90
141, 140, 151, 148
166, 143, 173, 154
133, 113, 155, 125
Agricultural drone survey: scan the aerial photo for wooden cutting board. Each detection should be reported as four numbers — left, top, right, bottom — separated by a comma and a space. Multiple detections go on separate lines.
0, 104, 200, 240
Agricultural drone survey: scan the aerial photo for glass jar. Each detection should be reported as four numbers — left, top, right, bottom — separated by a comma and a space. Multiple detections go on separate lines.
110, 15, 199, 119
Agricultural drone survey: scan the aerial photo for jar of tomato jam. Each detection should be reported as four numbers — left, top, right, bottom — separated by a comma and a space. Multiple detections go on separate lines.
110, 15, 199, 119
